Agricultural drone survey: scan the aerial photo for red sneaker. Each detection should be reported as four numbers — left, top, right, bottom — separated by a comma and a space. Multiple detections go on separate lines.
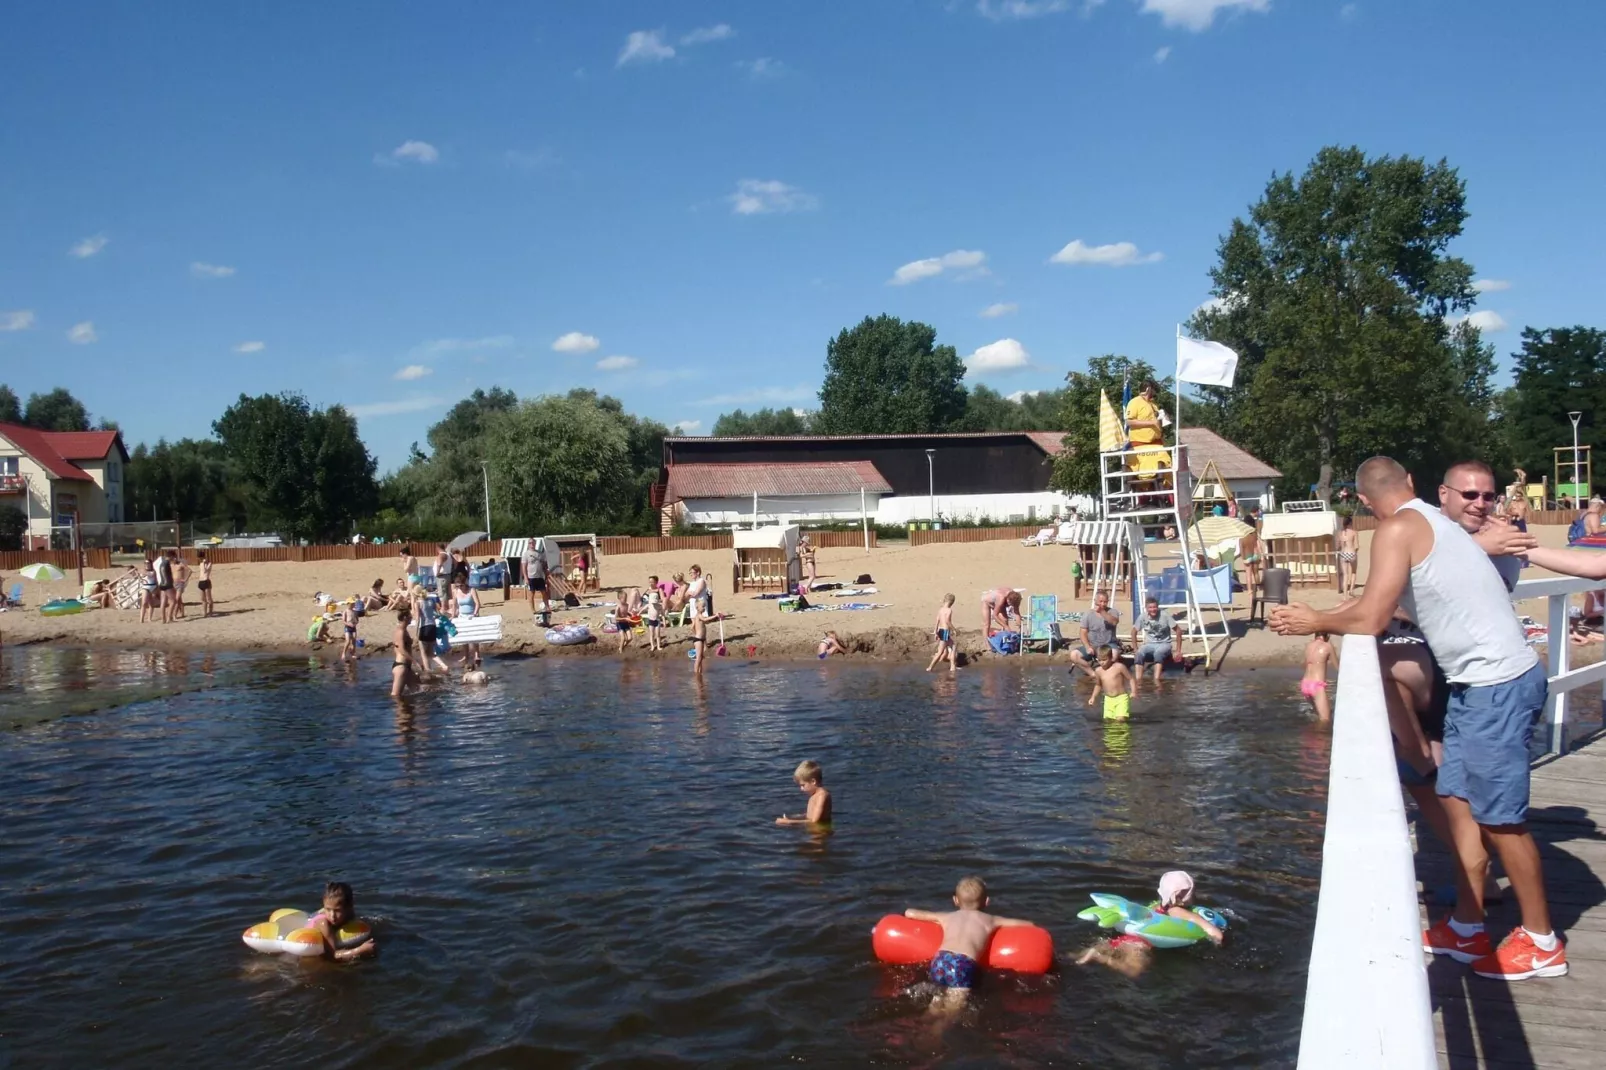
1423, 918, 1492, 963
1471, 929, 1568, 980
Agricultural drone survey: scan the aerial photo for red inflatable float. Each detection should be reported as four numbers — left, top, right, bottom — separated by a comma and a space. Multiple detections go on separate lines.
871, 914, 1054, 975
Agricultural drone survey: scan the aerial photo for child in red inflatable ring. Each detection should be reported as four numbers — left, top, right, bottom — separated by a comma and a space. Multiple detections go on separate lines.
903, 876, 1036, 1014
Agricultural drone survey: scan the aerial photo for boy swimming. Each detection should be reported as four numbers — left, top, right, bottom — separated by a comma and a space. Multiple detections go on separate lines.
1075, 870, 1224, 978
775, 760, 833, 827
309, 881, 376, 962
1087, 645, 1135, 720
1301, 632, 1337, 721
926, 593, 957, 673
903, 876, 1035, 1013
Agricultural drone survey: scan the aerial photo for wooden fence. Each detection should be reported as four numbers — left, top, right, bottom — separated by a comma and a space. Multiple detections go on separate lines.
0, 548, 112, 571
908, 525, 1044, 546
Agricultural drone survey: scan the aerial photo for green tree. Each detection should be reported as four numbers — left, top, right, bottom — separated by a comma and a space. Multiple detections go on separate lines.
1189, 146, 1488, 499
125, 438, 244, 527
483, 395, 634, 525
0, 385, 20, 424
213, 393, 378, 540
1049, 357, 1173, 494
0, 503, 25, 549
815, 315, 968, 435
1502, 327, 1606, 484
23, 387, 92, 431
711, 407, 812, 436
958, 384, 1073, 432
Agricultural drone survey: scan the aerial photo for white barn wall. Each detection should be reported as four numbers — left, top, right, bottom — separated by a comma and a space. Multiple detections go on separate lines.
874, 491, 1074, 526
681, 493, 880, 527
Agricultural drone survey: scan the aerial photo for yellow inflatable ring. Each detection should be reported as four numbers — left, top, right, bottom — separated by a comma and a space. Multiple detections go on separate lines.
242, 907, 372, 957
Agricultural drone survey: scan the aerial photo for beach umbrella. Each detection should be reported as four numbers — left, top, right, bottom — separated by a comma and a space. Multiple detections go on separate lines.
1191, 516, 1253, 546
1098, 390, 1125, 452
19, 563, 66, 582
448, 530, 489, 551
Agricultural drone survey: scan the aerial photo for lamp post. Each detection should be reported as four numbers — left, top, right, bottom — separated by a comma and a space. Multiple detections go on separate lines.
925, 449, 936, 526
480, 462, 492, 539
1570, 411, 1584, 503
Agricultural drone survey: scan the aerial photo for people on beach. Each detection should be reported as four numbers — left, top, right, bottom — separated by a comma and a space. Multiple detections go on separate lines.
153, 550, 175, 623
411, 584, 451, 676
340, 596, 362, 662
775, 760, 832, 827
1273, 456, 1565, 981
572, 546, 592, 595
1075, 871, 1224, 978
1130, 596, 1181, 689
982, 586, 1021, 636
139, 555, 158, 623
84, 578, 114, 609
798, 533, 818, 588
462, 665, 488, 685
644, 588, 664, 652
309, 881, 376, 962
172, 553, 190, 619
818, 631, 845, 658
687, 564, 712, 619
902, 877, 1035, 1014
524, 539, 549, 624
363, 579, 387, 613
1300, 633, 1337, 721
390, 607, 419, 697
450, 576, 481, 670
434, 544, 451, 603
926, 593, 958, 672
1337, 516, 1358, 595
197, 551, 214, 616
384, 579, 410, 611
1088, 646, 1135, 720
1068, 591, 1120, 677
1240, 519, 1262, 598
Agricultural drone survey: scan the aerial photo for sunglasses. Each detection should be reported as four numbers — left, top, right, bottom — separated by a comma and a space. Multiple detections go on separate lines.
1447, 487, 1499, 504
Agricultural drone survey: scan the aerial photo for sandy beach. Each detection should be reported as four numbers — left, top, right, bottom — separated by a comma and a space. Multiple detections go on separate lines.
0, 524, 1589, 667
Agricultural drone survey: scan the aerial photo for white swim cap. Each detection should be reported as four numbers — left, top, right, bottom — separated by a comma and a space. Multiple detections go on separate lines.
1158, 870, 1195, 908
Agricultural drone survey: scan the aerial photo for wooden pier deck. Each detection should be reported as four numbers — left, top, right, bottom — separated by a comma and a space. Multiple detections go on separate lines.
1415, 732, 1606, 1069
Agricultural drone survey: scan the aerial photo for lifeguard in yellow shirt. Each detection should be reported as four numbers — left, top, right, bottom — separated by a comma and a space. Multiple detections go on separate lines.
1125, 379, 1170, 478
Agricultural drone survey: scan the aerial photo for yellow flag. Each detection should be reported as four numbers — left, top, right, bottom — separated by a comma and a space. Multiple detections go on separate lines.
1098, 390, 1124, 452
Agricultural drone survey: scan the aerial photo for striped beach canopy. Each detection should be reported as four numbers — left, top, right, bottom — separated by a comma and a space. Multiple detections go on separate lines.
1098, 390, 1125, 452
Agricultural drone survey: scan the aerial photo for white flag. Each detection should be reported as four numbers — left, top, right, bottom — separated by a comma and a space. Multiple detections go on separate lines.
1176, 336, 1239, 388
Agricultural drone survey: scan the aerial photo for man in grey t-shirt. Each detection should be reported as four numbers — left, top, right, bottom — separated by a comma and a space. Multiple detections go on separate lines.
1131, 596, 1182, 687
1068, 590, 1120, 677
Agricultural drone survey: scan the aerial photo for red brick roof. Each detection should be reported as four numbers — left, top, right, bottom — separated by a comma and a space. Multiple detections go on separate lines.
1025, 431, 1067, 456
666, 461, 893, 500
46, 429, 128, 463
1178, 427, 1281, 480
0, 422, 95, 480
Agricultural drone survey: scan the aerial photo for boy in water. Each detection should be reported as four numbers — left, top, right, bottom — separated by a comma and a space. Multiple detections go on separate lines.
903, 877, 1036, 1013
340, 596, 362, 662
1301, 632, 1337, 721
926, 593, 958, 673
1076, 870, 1224, 978
775, 760, 833, 827
1087, 645, 1135, 720
309, 881, 376, 962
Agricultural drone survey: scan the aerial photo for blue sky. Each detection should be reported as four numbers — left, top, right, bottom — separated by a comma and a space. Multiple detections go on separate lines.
3, 1, 1603, 471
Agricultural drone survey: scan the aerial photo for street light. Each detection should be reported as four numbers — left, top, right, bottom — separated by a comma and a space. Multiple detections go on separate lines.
480, 461, 492, 539
1570, 411, 1584, 502
925, 449, 936, 525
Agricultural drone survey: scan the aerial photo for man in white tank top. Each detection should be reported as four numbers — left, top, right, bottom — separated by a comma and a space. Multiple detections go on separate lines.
1273, 456, 1566, 981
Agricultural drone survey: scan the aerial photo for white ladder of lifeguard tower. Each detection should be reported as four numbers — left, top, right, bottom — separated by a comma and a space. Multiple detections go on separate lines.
1096, 441, 1232, 669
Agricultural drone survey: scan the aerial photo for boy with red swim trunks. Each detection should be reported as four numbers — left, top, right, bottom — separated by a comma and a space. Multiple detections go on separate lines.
903, 876, 1035, 1013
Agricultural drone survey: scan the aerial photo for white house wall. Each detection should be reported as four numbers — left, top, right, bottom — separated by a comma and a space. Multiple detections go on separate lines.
874, 491, 1074, 526
681, 493, 880, 527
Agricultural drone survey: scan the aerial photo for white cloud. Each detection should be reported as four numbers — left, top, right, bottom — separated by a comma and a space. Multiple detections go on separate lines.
67, 321, 98, 344
889, 249, 989, 285
1463, 310, 1509, 333
596, 355, 639, 371
693, 385, 816, 407
981, 302, 1019, 318
414, 335, 515, 358
552, 331, 601, 354
966, 338, 1032, 373
1154, 45, 1172, 62
618, 29, 675, 66
1138, 0, 1271, 32
1473, 278, 1511, 293
1006, 389, 1043, 402
737, 57, 784, 78
1050, 239, 1163, 267
394, 364, 433, 380
729, 178, 819, 216
1, 310, 35, 331
348, 397, 446, 419
70, 234, 108, 258
234, 341, 266, 354
380, 140, 439, 165
672, 419, 703, 433
191, 261, 237, 278
1340, 3, 1359, 20
681, 24, 734, 45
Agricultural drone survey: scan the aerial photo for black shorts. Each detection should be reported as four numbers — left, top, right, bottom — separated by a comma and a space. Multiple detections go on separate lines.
419, 624, 437, 644
158, 580, 174, 592
528, 576, 546, 591
197, 580, 212, 591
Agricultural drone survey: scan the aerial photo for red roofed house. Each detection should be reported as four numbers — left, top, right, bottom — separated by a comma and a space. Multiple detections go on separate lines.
0, 423, 129, 547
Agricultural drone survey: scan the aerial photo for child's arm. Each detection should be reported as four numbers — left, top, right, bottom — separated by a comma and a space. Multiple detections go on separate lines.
1087, 677, 1103, 706
1166, 906, 1225, 944
903, 907, 946, 922
990, 914, 1035, 928
1119, 665, 1136, 696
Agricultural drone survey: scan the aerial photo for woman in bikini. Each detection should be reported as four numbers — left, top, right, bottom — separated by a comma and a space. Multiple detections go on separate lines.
197, 551, 215, 616
391, 606, 419, 697
1240, 520, 1263, 598
1337, 516, 1359, 595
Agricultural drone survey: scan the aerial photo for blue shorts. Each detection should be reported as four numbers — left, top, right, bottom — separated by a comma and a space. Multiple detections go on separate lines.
1134, 642, 1171, 666
929, 949, 978, 989
1437, 662, 1547, 827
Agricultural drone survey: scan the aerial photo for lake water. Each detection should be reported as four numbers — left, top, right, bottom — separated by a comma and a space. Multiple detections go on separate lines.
0, 648, 1331, 1068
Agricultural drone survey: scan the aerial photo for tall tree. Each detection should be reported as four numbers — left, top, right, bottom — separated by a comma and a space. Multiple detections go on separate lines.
712, 407, 812, 436
1502, 327, 1606, 483
1049, 356, 1173, 494
124, 438, 244, 527
213, 393, 378, 541
0, 384, 20, 424
0, 504, 24, 550
1190, 146, 1488, 499
815, 315, 968, 435
23, 387, 92, 431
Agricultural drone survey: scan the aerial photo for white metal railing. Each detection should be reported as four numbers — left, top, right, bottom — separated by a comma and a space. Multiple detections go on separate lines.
1297, 635, 1436, 1070
1512, 574, 1606, 755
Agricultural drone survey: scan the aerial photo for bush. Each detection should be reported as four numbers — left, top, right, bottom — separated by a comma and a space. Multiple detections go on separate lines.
0, 504, 24, 550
